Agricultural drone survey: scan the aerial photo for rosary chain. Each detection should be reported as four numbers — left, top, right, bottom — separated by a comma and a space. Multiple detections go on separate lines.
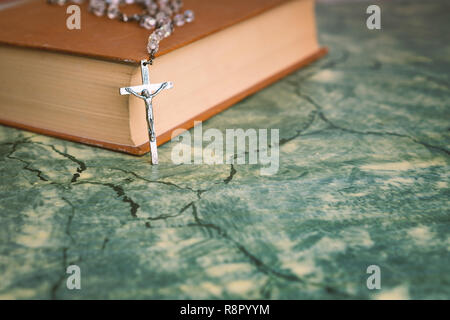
47, 0, 194, 63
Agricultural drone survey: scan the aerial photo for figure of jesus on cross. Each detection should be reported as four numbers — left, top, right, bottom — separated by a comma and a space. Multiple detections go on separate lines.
120, 60, 173, 165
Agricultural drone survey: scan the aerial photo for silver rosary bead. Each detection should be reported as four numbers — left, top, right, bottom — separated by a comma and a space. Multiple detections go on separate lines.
147, 42, 159, 54
106, 5, 120, 19
147, 32, 161, 53
140, 15, 157, 30
155, 11, 168, 24
153, 31, 164, 41
184, 10, 194, 23
154, 28, 165, 40
161, 23, 173, 38
146, 1, 158, 15
120, 13, 129, 22
89, 0, 106, 17
130, 13, 142, 22
171, 0, 183, 13
173, 14, 185, 27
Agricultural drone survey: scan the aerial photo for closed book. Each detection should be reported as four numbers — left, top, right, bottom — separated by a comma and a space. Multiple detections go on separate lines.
0, 0, 326, 154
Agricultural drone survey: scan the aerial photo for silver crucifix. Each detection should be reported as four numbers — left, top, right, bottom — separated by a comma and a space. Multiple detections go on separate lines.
120, 60, 173, 164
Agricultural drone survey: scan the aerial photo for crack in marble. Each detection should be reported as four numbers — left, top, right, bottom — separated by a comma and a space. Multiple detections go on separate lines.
32, 141, 87, 183
50, 247, 68, 300
279, 110, 318, 146
298, 92, 450, 156
145, 201, 194, 228
223, 164, 236, 184
2, 138, 88, 183
75, 181, 140, 218
108, 167, 207, 196
62, 197, 76, 244
101, 237, 109, 251
4, 139, 49, 182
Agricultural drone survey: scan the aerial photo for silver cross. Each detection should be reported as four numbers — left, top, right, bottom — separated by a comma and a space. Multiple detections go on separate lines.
120, 60, 173, 164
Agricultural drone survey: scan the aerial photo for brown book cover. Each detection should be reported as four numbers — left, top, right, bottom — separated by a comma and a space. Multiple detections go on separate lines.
0, 0, 327, 155
0, 0, 298, 61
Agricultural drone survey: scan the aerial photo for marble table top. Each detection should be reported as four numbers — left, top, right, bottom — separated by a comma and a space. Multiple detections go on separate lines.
0, 0, 448, 299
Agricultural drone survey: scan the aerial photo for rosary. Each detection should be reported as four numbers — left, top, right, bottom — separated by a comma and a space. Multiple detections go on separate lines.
48, 0, 195, 164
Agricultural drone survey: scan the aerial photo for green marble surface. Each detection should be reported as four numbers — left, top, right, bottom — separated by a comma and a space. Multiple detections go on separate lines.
0, 0, 449, 299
